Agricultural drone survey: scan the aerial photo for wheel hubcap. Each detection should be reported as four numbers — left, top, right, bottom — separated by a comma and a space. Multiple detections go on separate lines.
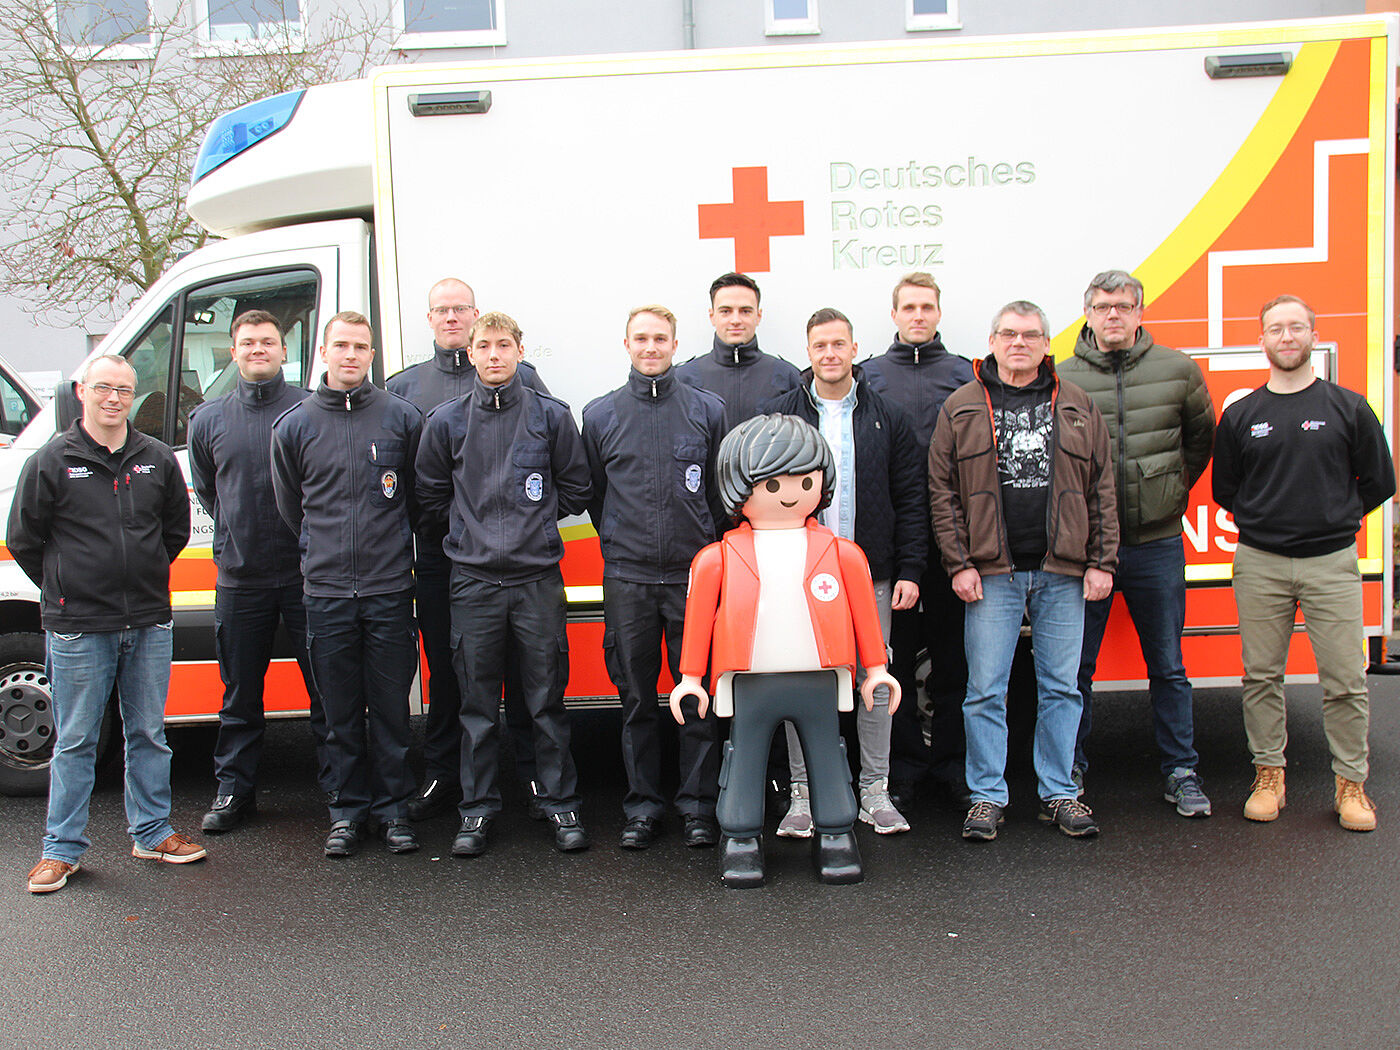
0, 664, 54, 765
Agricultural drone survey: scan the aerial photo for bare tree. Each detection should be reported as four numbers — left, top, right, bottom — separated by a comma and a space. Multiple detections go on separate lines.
0, 0, 398, 322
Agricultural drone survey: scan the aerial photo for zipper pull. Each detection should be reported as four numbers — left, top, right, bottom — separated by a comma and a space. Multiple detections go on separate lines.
914, 346, 920, 365
651, 378, 657, 398
113, 477, 118, 494
493, 388, 500, 410
455, 350, 462, 368
344, 391, 352, 411
733, 347, 740, 364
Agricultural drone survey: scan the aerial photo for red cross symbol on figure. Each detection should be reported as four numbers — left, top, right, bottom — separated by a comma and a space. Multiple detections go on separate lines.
815, 578, 835, 598
698, 166, 804, 273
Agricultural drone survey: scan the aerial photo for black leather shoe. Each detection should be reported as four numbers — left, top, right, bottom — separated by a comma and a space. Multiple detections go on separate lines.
323, 820, 364, 858
720, 835, 764, 888
812, 830, 863, 885
550, 811, 590, 852
380, 819, 419, 854
407, 778, 461, 822
201, 794, 255, 834
683, 815, 719, 848
452, 816, 492, 857
618, 816, 659, 850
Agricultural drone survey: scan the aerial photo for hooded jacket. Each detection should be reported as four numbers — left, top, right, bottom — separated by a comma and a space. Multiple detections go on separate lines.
928, 356, 1118, 579
1058, 326, 1214, 546
674, 336, 801, 433
270, 380, 422, 598
8, 422, 190, 631
188, 372, 309, 590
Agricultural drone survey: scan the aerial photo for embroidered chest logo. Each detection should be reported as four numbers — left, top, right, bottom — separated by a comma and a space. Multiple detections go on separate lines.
381, 470, 398, 500
525, 472, 544, 502
1300, 419, 1326, 431
810, 572, 840, 603
684, 464, 702, 493
66, 466, 92, 479
130, 463, 156, 475
1250, 422, 1273, 439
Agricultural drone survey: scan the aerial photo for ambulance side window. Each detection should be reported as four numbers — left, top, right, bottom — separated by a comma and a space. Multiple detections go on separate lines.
123, 306, 176, 443
172, 269, 320, 447
0, 368, 35, 439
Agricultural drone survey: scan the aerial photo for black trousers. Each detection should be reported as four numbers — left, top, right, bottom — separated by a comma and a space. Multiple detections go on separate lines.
602, 578, 718, 820
305, 591, 418, 823
416, 549, 536, 787
451, 569, 579, 818
717, 671, 856, 838
212, 582, 328, 795
889, 556, 968, 788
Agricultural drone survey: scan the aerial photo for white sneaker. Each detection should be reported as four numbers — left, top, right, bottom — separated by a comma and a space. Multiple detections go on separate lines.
777, 783, 813, 838
859, 778, 911, 834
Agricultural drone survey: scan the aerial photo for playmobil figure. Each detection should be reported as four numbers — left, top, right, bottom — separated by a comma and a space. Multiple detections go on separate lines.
668, 414, 900, 887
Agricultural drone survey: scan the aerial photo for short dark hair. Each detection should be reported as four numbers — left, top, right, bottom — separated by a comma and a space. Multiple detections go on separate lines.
1260, 294, 1316, 328
716, 414, 834, 522
709, 272, 761, 306
231, 309, 284, 342
806, 307, 852, 338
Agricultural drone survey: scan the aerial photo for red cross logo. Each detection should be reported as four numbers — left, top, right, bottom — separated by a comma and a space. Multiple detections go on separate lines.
810, 572, 840, 603
698, 166, 804, 273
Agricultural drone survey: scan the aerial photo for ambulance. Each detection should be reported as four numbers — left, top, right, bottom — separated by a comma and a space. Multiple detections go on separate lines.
0, 14, 1393, 794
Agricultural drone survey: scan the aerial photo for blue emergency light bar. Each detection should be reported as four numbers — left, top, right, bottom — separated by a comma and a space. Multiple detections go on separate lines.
191, 89, 305, 184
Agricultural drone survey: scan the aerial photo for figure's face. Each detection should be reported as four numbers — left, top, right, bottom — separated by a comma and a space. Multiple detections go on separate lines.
232, 322, 287, 382
742, 470, 823, 529
625, 311, 677, 376
428, 282, 478, 350
1259, 301, 1315, 372
709, 285, 762, 346
892, 284, 941, 345
1084, 287, 1143, 352
470, 327, 522, 386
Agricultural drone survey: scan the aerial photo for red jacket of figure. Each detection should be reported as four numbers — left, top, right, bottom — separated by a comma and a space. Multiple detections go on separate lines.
678, 519, 887, 716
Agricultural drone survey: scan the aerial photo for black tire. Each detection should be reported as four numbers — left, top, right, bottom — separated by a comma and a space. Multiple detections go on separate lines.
0, 632, 116, 796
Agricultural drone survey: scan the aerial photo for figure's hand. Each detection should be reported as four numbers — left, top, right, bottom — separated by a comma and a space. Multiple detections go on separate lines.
951, 567, 983, 603
1083, 567, 1114, 602
861, 665, 902, 715
668, 675, 710, 724
891, 580, 920, 611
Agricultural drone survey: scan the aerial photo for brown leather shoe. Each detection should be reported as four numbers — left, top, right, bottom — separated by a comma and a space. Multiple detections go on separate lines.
28, 858, 79, 893
1244, 765, 1285, 822
132, 832, 208, 864
1335, 776, 1377, 832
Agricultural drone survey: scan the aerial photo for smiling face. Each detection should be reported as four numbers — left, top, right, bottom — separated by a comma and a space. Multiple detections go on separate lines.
1260, 300, 1316, 373
77, 356, 137, 436
806, 318, 857, 395
232, 321, 287, 382
741, 470, 823, 529
625, 311, 677, 376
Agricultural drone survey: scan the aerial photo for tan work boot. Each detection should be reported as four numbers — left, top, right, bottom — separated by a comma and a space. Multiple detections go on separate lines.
1334, 776, 1377, 832
1243, 765, 1285, 822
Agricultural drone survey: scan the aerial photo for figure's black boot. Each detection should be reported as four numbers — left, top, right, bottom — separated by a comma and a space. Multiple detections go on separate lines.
719, 834, 765, 888
812, 830, 863, 884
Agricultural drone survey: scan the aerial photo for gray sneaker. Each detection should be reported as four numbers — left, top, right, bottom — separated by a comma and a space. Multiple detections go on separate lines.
1039, 797, 1099, 838
777, 783, 813, 838
1164, 767, 1212, 817
859, 778, 911, 834
961, 800, 1004, 841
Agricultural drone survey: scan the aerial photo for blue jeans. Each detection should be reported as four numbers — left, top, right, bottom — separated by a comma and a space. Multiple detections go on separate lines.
1075, 536, 1197, 776
963, 571, 1084, 807
44, 623, 175, 864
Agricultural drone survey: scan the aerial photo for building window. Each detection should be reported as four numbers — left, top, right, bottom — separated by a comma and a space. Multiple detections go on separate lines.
395, 0, 506, 50
197, 0, 303, 46
54, 0, 150, 49
906, 0, 959, 32
765, 0, 819, 36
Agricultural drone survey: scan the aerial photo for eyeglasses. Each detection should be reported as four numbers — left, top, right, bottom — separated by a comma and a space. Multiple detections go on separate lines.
89, 382, 135, 400
1089, 301, 1140, 316
995, 329, 1045, 343
1263, 322, 1312, 338
430, 305, 476, 317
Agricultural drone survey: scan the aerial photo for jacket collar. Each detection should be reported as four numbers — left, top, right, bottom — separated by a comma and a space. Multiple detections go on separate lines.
626, 365, 677, 401
63, 419, 144, 466
725, 518, 836, 578
709, 335, 762, 368
975, 354, 1056, 394
314, 379, 376, 411
1072, 324, 1155, 372
472, 371, 522, 411
432, 343, 473, 374
236, 371, 288, 406
885, 332, 949, 366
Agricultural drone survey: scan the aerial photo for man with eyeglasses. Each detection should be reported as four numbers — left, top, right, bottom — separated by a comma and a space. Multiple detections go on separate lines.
1214, 294, 1393, 832
928, 302, 1117, 841
11, 353, 201, 893
188, 309, 325, 834
387, 278, 546, 824
1059, 270, 1216, 817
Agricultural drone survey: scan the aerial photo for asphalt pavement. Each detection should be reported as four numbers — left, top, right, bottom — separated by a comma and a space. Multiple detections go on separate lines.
2, 677, 1398, 1050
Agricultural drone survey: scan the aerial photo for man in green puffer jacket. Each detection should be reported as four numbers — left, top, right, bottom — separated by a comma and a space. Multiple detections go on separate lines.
1059, 270, 1216, 818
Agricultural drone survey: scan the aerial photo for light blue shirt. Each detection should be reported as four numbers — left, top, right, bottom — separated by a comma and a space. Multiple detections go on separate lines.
813, 378, 857, 541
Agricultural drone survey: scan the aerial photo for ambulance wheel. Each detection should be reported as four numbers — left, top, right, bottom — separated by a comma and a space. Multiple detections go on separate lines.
0, 633, 54, 795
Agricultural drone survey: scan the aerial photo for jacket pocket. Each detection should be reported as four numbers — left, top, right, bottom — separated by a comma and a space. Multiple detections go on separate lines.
513, 442, 552, 509
673, 438, 707, 502
1135, 449, 1188, 528
369, 439, 406, 506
